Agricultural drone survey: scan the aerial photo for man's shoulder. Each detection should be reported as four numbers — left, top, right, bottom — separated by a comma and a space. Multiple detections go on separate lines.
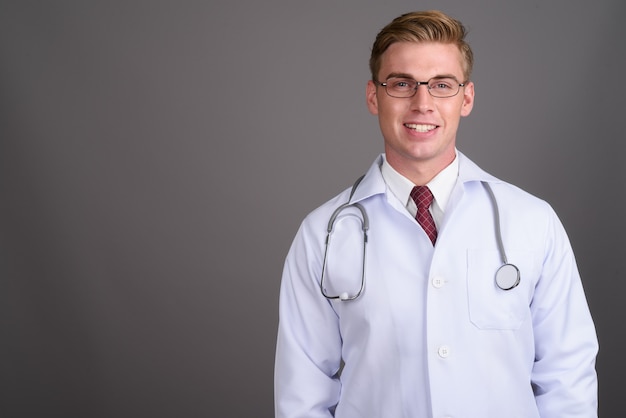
458, 152, 554, 216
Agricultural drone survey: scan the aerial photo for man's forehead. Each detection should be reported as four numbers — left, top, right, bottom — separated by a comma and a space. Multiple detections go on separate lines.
378, 42, 465, 79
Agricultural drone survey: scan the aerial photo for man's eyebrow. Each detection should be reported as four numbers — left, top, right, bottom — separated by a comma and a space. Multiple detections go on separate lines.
384, 72, 460, 81
384, 72, 414, 80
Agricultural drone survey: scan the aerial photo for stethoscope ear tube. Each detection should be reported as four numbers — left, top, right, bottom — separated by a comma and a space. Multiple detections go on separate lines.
320, 186, 369, 301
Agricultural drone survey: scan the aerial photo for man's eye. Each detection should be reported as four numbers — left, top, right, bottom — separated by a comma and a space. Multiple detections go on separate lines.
391, 80, 413, 89
431, 79, 455, 90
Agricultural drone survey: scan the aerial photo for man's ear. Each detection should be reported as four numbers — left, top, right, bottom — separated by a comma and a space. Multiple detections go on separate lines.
366, 80, 379, 115
460, 81, 475, 117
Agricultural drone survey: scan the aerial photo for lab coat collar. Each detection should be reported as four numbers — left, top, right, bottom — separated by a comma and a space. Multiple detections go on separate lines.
347, 155, 387, 204
456, 151, 501, 185
348, 152, 501, 205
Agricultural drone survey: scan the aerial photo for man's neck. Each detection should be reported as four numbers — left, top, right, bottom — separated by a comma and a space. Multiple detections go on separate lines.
385, 152, 456, 186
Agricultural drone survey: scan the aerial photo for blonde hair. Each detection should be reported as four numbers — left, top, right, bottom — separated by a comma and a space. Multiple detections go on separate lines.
369, 10, 474, 82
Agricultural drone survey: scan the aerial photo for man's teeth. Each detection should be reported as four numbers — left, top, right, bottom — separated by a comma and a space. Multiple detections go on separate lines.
405, 123, 436, 132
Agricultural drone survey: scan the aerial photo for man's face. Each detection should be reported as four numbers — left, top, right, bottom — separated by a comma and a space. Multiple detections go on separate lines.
366, 41, 474, 180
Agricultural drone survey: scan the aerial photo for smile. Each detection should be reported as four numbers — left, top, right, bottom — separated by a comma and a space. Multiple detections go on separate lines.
404, 123, 437, 133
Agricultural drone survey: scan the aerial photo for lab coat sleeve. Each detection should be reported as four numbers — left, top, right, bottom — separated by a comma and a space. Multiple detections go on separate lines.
274, 217, 343, 418
531, 206, 598, 417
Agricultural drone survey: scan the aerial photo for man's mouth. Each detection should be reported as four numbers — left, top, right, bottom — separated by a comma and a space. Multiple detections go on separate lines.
404, 123, 437, 133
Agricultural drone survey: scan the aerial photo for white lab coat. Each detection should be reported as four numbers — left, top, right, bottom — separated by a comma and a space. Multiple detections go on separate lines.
275, 153, 598, 418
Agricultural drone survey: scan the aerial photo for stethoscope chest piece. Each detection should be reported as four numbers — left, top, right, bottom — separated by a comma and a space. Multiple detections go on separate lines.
495, 263, 520, 290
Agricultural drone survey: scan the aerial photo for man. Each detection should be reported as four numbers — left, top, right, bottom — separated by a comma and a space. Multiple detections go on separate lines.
275, 10, 598, 417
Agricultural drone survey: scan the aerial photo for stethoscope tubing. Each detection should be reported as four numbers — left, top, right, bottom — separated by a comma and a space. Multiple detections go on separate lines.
482, 182, 521, 291
320, 201, 368, 301
320, 178, 520, 301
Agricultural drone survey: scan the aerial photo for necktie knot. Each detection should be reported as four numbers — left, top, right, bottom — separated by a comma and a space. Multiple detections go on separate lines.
410, 186, 434, 209
410, 186, 437, 245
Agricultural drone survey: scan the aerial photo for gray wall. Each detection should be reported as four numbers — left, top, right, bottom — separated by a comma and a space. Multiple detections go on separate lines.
1, 1, 624, 416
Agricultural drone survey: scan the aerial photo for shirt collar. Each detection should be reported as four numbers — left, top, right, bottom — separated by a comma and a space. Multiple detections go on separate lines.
381, 152, 459, 216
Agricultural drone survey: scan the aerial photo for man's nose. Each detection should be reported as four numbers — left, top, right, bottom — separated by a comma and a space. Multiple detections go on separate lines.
410, 84, 434, 111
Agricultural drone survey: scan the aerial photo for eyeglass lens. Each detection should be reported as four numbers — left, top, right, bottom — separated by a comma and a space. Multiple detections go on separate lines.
383, 77, 462, 98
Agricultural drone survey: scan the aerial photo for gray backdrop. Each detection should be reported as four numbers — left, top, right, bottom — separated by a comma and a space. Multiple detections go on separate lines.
1, 1, 624, 416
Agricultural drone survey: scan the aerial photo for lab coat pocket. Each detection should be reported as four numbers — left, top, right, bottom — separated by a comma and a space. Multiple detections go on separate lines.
467, 249, 535, 330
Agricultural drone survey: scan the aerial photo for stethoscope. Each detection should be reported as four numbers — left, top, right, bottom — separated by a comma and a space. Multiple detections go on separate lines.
320, 176, 520, 301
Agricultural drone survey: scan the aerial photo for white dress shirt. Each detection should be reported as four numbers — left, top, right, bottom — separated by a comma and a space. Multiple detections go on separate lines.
381, 152, 459, 229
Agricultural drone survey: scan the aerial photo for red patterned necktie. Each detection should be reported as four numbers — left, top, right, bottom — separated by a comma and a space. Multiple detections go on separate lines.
410, 186, 437, 245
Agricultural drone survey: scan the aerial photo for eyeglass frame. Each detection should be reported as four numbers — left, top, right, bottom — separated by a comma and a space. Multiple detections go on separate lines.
374, 76, 467, 98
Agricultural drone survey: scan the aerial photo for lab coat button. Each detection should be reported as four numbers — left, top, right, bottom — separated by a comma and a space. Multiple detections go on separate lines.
432, 277, 445, 288
438, 345, 450, 358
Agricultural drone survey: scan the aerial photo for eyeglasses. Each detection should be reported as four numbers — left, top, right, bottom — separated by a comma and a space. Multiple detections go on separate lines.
376, 77, 466, 98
